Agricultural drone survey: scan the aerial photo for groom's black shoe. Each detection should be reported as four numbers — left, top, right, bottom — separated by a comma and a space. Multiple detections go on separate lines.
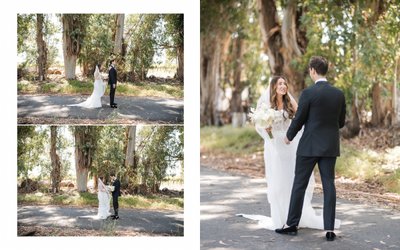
112, 215, 119, 220
275, 225, 298, 235
326, 232, 336, 241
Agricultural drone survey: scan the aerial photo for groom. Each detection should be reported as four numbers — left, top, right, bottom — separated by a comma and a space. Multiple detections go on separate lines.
110, 173, 121, 220
276, 56, 346, 241
108, 59, 118, 108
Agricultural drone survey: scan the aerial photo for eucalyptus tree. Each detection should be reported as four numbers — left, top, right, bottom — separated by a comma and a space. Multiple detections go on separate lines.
113, 14, 125, 55
257, 0, 308, 97
61, 14, 89, 79
163, 14, 184, 82
50, 126, 62, 193
301, 0, 398, 135
79, 14, 114, 77
36, 14, 48, 81
92, 126, 125, 181
124, 126, 137, 187
136, 126, 183, 193
17, 126, 47, 180
200, 0, 248, 126
73, 126, 99, 192
17, 14, 36, 72
125, 14, 162, 81
18, 14, 58, 79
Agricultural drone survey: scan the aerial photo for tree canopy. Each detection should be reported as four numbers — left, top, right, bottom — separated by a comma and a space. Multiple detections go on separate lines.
200, 0, 400, 132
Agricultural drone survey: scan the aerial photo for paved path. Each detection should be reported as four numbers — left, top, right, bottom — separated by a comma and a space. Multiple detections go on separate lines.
18, 205, 183, 235
18, 95, 183, 124
201, 166, 400, 250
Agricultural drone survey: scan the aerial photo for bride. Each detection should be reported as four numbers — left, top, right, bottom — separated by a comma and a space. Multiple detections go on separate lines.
69, 64, 106, 108
238, 76, 340, 230
97, 177, 112, 219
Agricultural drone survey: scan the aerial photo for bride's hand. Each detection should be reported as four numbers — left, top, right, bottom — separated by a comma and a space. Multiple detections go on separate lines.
265, 126, 272, 133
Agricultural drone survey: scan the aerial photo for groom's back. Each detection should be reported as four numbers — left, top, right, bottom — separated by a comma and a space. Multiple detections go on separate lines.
307, 82, 344, 129
299, 81, 346, 157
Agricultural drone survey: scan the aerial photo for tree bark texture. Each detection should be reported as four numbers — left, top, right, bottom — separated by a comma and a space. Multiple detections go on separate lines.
36, 14, 47, 81
74, 127, 96, 192
50, 126, 61, 193
257, 0, 307, 98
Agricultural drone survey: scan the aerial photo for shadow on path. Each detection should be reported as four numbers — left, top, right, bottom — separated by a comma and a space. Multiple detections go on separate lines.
18, 205, 183, 236
200, 166, 400, 250
18, 95, 183, 124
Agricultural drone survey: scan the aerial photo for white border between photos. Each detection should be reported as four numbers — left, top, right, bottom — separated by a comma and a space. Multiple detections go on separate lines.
2, 0, 199, 249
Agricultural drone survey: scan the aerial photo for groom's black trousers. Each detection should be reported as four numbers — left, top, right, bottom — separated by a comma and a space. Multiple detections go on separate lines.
109, 84, 116, 105
112, 195, 119, 215
287, 156, 337, 230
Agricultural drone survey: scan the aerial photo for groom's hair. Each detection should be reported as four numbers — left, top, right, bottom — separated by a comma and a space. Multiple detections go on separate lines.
309, 56, 328, 76
109, 59, 115, 66
110, 172, 116, 177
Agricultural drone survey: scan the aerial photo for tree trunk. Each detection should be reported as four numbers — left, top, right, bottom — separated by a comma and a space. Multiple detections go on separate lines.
371, 81, 384, 126
82, 62, 90, 77
393, 55, 400, 125
200, 35, 222, 126
63, 54, 77, 79
176, 45, 184, 82
114, 14, 125, 55
342, 95, 360, 139
125, 126, 137, 187
343, 30, 361, 138
74, 127, 96, 192
62, 14, 87, 79
36, 14, 47, 81
257, 0, 307, 97
50, 126, 62, 193
125, 126, 136, 168
230, 36, 245, 128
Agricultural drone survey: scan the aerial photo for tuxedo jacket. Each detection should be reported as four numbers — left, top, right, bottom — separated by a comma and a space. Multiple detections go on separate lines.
108, 66, 117, 85
112, 179, 121, 197
286, 81, 346, 157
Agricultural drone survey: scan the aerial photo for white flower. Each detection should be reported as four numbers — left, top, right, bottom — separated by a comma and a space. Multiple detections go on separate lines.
248, 104, 283, 139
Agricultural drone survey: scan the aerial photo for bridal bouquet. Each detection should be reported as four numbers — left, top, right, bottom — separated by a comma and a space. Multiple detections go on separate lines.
248, 103, 283, 139
106, 185, 115, 192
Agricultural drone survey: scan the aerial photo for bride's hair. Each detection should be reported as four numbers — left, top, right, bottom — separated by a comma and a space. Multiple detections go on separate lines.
94, 64, 101, 73
269, 76, 295, 120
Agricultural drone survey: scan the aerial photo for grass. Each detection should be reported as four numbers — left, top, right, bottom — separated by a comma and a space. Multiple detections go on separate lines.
201, 125, 400, 194
200, 125, 263, 155
337, 146, 400, 194
18, 191, 183, 210
336, 145, 382, 182
17, 79, 183, 99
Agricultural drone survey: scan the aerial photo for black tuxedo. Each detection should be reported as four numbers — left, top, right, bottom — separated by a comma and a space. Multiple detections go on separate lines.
112, 178, 121, 216
108, 66, 117, 106
286, 80, 346, 230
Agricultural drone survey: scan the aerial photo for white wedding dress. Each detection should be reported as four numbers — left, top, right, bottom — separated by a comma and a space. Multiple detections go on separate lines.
238, 85, 340, 230
97, 178, 111, 219
69, 66, 106, 108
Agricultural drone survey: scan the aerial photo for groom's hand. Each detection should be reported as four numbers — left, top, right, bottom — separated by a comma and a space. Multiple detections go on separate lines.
113, 84, 116, 88
284, 137, 291, 145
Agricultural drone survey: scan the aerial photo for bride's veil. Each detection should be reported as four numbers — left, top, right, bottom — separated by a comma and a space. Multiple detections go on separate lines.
98, 178, 106, 192
257, 83, 271, 110
255, 84, 271, 140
